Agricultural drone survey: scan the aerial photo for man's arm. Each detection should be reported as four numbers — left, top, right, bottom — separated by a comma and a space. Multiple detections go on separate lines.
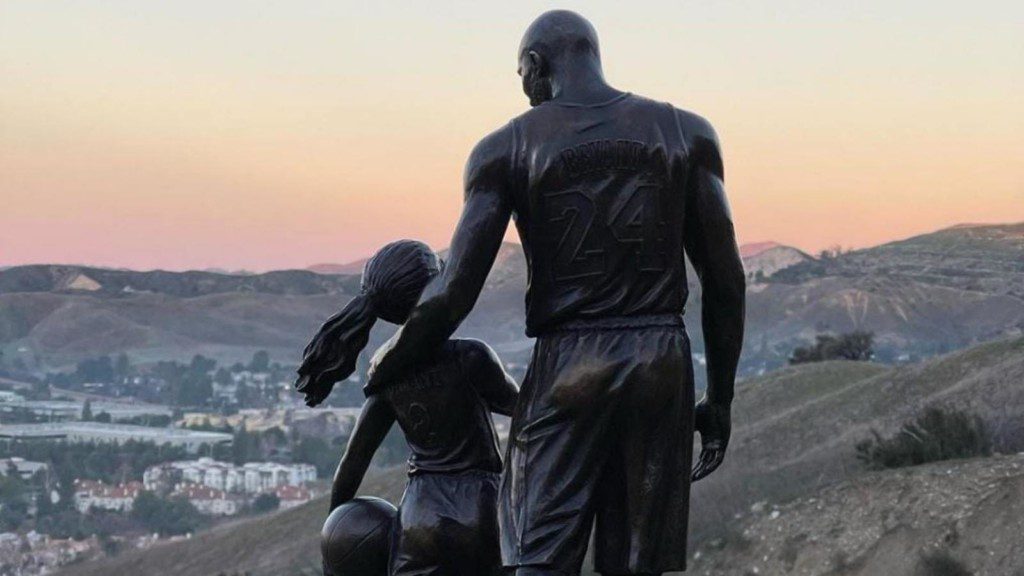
464, 339, 519, 417
680, 112, 746, 482
330, 395, 395, 510
366, 125, 516, 388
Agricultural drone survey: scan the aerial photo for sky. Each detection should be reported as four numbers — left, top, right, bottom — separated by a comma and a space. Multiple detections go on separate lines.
2, 1, 1022, 271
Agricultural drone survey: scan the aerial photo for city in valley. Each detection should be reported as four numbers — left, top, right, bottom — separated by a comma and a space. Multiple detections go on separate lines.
0, 351, 377, 575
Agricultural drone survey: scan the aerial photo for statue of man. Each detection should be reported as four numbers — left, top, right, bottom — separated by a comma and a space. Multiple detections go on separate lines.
367, 10, 745, 576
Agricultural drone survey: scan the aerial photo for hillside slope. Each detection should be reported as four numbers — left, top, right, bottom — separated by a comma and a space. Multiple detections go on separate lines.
57, 467, 408, 576
695, 336, 1024, 535
57, 337, 1024, 576
690, 454, 1024, 576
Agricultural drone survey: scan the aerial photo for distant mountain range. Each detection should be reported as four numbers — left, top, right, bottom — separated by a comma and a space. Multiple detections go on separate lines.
1, 223, 1021, 376
305, 260, 367, 275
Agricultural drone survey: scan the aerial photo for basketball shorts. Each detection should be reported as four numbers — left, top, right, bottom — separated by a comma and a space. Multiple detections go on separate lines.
391, 469, 503, 576
499, 316, 695, 574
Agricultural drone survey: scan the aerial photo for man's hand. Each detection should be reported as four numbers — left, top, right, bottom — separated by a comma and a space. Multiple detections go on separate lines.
365, 334, 403, 391
366, 340, 390, 387
691, 399, 731, 482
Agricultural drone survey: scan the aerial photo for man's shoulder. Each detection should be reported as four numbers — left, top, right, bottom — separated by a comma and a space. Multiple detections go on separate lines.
473, 117, 522, 156
671, 106, 720, 147
464, 121, 517, 187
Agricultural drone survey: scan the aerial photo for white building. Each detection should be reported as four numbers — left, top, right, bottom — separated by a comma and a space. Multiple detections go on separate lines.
0, 457, 49, 480
0, 391, 25, 403
0, 400, 172, 421
275, 484, 315, 509
172, 483, 244, 516
72, 480, 143, 513
0, 422, 232, 453
143, 458, 316, 495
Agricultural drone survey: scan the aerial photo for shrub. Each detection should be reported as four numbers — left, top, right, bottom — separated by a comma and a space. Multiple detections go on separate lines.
131, 491, 205, 536
251, 493, 280, 514
790, 331, 873, 364
916, 550, 972, 576
856, 406, 992, 470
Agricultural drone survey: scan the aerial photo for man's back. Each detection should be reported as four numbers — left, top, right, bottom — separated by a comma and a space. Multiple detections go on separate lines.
500, 93, 700, 335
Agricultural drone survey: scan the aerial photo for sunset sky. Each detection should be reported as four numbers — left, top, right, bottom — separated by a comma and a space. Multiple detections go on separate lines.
2, 1, 1022, 271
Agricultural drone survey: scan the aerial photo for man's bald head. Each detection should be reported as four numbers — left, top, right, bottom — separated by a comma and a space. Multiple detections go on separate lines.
517, 10, 604, 107
519, 10, 601, 64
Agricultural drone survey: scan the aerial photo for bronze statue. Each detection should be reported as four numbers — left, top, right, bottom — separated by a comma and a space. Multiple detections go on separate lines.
298, 240, 517, 575
302, 9, 745, 576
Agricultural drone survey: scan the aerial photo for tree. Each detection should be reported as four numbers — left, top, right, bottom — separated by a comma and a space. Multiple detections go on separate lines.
818, 245, 844, 260
249, 350, 271, 373
251, 493, 280, 514
226, 428, 261, 464
75, 355, 115, 383
115, 353, 132, 381
214, 367, 232, 385
790, 331, 874, 364
292, 436, 334, 478
131, 491, 205, 536
189, 354, 216, 376
0, 472, 29, 531
81, 399, 94, 421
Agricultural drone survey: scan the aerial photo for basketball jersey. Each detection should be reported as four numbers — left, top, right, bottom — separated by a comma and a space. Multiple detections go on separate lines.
507, 93, 692, 336
374, 339, 504, 476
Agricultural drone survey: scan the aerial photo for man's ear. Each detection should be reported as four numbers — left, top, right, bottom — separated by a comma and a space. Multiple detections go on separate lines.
528, 50, 546, 76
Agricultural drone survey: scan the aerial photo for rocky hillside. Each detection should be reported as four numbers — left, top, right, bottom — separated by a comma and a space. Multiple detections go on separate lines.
690, 454, 1024, 576
773, 222, 1024, 297
741, 242, 813, 282
737, 222, 1024, 370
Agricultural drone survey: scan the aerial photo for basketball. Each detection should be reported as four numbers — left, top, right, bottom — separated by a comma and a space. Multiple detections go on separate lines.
321, 496, 397, 576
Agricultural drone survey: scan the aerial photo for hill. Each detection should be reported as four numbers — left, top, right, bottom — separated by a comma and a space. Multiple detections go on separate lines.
772, 222, 1024, 297
0, 265, 358, 297
2, 223, 1022, 374
56, 336, 1024, 576
306, 260, 368, 275
737, 222, 1024, 370
690, 454, 1024, 575
697, 336, 1024, 534
741, 242, 813, 282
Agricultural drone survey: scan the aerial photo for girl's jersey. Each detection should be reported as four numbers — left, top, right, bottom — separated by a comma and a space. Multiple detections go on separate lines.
370, 338, 517, 475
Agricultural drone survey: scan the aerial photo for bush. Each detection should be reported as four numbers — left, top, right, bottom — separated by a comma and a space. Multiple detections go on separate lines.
790, 331, 874, 364
856, 406, 993, 470
251, 493, 280, 514
916, 550, 972, 576
131, 491, 205, 536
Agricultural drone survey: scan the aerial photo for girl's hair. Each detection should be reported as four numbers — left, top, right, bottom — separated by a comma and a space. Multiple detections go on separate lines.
295, 240, 442, 404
